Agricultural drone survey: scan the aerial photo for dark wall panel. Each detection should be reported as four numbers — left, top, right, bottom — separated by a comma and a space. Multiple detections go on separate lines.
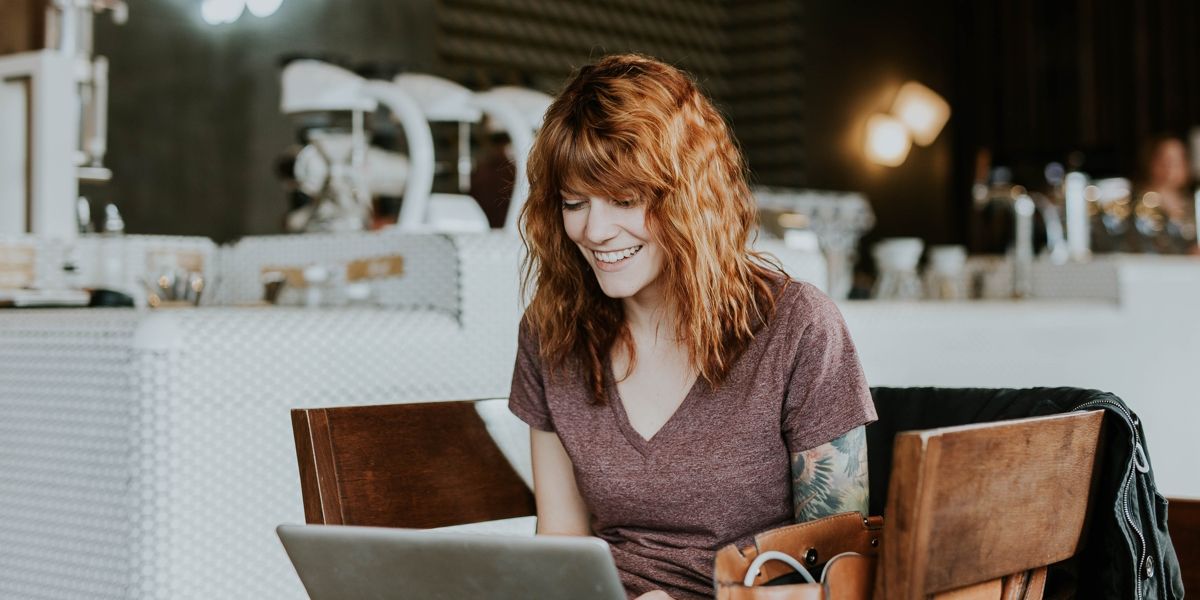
436, 0, 807, 186
434, 0, 728, 109
724, 0, 805, 187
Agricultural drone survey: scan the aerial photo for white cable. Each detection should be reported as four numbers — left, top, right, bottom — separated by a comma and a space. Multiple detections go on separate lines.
818, 552, 864, 583
742, 550, 816, 586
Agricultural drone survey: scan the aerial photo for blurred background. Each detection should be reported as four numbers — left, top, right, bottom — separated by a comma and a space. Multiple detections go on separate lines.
5, 0, 1198, 254
1, 2, 1198, 599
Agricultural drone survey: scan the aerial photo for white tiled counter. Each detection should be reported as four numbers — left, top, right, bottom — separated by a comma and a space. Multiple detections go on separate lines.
843, 255, 1200, 499
0, 232, 528, 599
0, 231, 825, 600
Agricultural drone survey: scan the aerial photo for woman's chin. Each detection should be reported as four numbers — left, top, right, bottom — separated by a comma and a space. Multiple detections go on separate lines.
593, 273, 646, 299
594, 274, 661, 302
596, 281, 637, 299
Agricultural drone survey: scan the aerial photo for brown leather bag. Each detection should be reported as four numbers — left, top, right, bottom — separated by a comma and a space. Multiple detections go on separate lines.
713, 512, 883, 600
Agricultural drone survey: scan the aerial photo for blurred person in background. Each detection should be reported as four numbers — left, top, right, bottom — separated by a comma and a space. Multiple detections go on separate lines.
469, 127, 516, 229
1132, 134, 1198, 255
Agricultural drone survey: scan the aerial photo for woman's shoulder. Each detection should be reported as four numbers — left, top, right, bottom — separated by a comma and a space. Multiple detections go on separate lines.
770, 275, 841, 325
515, 311, 578, 371
516, 311, 543, 353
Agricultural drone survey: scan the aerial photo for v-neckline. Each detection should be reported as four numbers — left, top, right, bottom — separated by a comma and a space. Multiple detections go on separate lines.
606, 360, 704, 455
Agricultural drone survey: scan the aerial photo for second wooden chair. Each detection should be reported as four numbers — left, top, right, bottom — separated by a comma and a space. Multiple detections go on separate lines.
290, 400, 535, 529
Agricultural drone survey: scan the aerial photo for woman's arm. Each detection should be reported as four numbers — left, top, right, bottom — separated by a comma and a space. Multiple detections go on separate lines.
531, 431, 672, 599
530, 428, 591, 535
790, 425, 869, 522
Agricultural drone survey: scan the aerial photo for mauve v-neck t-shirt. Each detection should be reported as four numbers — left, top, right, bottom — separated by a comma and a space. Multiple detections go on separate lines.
507, 279, 876, 600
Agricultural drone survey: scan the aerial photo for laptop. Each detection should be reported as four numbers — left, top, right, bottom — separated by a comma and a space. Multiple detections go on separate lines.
276, 524, 627, 599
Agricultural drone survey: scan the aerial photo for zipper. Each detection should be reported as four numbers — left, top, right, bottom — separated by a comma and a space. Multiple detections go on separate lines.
1075, 398, 1147, 600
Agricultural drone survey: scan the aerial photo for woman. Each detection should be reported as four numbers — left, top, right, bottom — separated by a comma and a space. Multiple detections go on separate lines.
508, 54, 876, 600
1132, 134, 1198, 254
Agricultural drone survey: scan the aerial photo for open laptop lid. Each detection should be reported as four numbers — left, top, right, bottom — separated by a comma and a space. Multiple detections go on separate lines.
276, 524, 626, 600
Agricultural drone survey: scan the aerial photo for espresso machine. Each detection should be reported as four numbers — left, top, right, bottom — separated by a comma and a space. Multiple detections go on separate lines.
278, 59, 552, 234
279, 59, 397, 232
0, 0, 126, 237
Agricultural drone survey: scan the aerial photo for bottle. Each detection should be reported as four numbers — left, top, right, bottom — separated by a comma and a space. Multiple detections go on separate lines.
1064, 172, 1091, 261
98, 203, 127, 293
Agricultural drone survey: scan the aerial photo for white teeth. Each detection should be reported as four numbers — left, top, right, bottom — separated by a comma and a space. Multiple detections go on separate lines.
594, 246, 642, 263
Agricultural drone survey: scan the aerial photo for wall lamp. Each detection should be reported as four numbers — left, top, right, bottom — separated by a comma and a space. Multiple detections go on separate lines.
865, 81, 950, 167
201, 0, 283, 25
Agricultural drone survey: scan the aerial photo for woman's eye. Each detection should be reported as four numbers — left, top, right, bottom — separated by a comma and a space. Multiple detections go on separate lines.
613, 198, 637, 208
561, 199, 586, 211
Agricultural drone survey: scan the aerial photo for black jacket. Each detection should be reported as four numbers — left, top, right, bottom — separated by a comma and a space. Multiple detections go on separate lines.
867, 386, 1184, 600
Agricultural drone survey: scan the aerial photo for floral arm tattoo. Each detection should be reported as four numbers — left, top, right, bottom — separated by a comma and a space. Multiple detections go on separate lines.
790, 425, 869, 522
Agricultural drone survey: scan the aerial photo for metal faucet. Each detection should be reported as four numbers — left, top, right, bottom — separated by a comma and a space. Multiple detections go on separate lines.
1032, 192, 1069, 264
974, 185, 1037, 298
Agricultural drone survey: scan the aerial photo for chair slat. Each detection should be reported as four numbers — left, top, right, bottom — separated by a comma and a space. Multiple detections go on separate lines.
291, 400, 536, 529
881, 410, 1105, 598
1169, 497, 1200, 594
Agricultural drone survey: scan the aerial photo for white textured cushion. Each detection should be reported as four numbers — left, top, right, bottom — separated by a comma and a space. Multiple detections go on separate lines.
474, 398, 534, 490
429, 515, 537, 536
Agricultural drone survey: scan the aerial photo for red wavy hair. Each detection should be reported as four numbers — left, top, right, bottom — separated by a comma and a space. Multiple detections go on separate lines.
520, 54, 785, 405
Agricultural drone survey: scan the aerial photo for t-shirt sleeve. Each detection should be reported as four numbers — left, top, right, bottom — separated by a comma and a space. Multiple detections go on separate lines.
781, 284, 877, 452
507, 316, 555, 432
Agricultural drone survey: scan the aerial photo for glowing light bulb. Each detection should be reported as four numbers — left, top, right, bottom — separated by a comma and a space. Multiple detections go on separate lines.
220, 0, 245, 23
891, 82, 951, 146
865, 114, 911, 167
202, 0, 245, 25
247, 0, 282, 17
200, 0, 223, 25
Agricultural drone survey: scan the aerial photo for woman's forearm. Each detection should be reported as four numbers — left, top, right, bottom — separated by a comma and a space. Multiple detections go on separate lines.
530, 428, 592, 535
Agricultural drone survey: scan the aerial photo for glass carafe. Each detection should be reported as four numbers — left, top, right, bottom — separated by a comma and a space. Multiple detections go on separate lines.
872, 238, 924, 300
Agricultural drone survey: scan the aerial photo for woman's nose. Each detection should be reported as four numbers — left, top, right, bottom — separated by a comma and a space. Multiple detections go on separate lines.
583, 200, 619, 244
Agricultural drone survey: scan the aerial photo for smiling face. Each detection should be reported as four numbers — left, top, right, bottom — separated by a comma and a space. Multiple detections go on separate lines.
561, 193, 665, 303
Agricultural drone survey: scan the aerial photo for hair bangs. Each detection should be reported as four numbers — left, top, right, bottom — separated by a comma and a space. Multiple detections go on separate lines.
549, 119, 665, 204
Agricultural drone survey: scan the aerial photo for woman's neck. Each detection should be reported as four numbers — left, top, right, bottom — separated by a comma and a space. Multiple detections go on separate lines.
621, 282, 676, 343
615, 287, 691, 380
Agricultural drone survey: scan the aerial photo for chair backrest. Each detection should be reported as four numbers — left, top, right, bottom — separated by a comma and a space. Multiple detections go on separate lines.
878, 410, 1105, 599
1169, 497, 1200, 595
290, 400, 536, 528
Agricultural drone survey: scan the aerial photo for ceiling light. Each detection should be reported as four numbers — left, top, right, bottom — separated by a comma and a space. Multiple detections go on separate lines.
247, 0, 283, 18
219, 0, 245, 23
201, 0, 245, 25
200, 0, 224, 25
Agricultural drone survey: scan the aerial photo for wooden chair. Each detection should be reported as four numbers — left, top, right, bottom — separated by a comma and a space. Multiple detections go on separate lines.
877, 410, 1106, 599
290, 400, 535, 528
1167, 497, 1200, 595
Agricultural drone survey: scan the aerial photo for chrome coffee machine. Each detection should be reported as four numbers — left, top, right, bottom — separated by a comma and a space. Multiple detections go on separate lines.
277, 59, 402, 232
277, 59, 552, 233
0, 0, 126, 237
